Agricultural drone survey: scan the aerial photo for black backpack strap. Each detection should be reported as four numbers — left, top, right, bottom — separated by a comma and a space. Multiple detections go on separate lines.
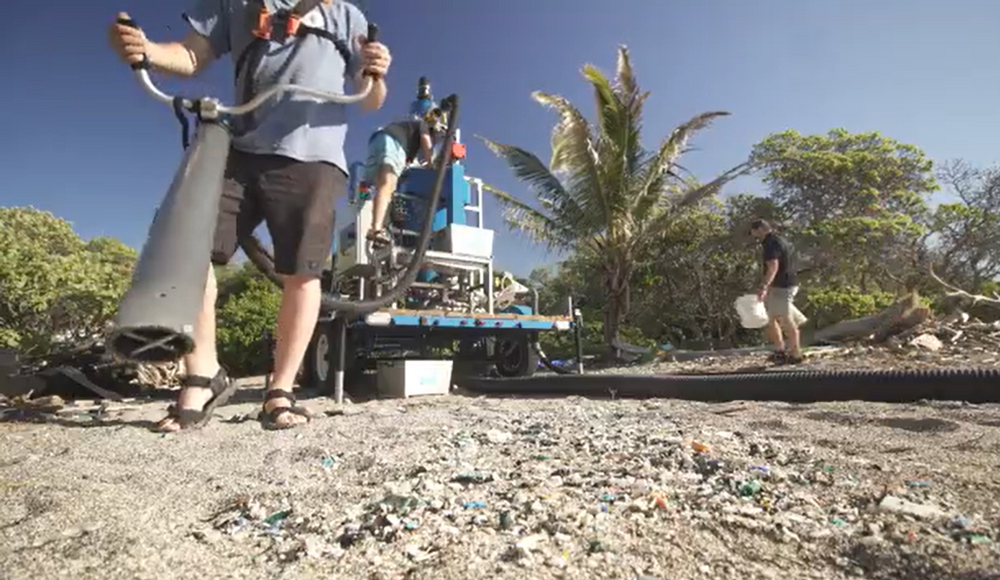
234, 0, 270, 108
290, 0, 351, 68
297, 26, 351, 65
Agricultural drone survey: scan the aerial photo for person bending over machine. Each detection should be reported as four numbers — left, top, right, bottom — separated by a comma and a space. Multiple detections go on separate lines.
363, 107, 448, 248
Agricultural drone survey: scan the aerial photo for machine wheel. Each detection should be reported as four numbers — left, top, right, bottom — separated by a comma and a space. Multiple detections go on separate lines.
303, 326, 331, 390
303, 321, 358, 392
494, 336, 540, 378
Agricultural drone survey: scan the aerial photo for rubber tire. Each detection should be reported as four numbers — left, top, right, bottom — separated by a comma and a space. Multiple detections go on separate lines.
495, 336, 540, 378
302, 322, 359, 392
302, 325, 332, 391
454, 338, 493, 378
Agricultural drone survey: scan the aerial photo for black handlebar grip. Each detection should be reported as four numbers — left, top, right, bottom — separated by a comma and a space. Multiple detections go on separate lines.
116, 16, 150, 71
362, 23, 381, 78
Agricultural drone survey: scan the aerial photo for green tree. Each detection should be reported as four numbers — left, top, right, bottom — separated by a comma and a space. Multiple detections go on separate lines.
0, 207, 137, 354
930, 160, 1000, 291
480, 47, 753, 352
216, 274, 281, 376
626, 193, 773, 348
215, 260, 267, 303
750, 129, 937, 292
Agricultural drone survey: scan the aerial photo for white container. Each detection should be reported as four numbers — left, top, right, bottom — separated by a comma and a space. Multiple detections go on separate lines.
437, 224, 494, 258
377, 360, 453, 399
734, 294, 769, 329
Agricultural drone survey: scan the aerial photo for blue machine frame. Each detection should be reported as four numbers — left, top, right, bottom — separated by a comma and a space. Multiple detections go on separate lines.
305, 78, 578, 390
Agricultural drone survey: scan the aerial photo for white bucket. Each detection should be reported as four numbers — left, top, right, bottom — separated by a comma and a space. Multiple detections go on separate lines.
734, 294, 769, 329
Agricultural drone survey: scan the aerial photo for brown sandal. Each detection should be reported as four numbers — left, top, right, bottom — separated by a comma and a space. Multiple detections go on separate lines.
258, 389, 312, 430
156, 368, 236, 431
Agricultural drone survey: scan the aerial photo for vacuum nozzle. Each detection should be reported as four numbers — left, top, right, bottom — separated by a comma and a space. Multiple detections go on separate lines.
108, 327, 195, 364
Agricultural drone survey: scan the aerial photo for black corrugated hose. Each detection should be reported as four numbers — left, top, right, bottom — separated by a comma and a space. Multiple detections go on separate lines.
461, 366, 1000, 404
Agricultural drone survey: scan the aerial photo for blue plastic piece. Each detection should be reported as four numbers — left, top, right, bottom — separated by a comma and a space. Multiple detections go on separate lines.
410, 97, 435, 119
501, 305, 533, 316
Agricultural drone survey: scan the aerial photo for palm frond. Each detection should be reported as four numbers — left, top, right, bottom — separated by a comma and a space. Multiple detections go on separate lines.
531, 91, 608, 232
480, 182, 578, 252
633, 111, 732, 217
582, 63, 617, 133
614, 45, 638, 102
478, 135, 599, 251
581, 60, 646, 231
531, 92, 597, 174
477, 136, 572, 208
672, 161, 756, 209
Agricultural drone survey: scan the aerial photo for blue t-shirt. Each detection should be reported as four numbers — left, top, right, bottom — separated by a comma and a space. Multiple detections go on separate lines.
183, 0, 368, 173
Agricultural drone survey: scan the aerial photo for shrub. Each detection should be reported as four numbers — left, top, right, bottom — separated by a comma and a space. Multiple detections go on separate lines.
802, 286, 897, 328
216, 276, 281, 376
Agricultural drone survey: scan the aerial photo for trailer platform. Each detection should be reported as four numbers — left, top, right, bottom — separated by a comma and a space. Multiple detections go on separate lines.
351, 309, 574, 331
304, 307, 578, 394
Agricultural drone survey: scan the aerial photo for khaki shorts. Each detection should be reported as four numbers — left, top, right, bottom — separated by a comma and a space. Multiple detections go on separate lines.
765, 286, 807, 326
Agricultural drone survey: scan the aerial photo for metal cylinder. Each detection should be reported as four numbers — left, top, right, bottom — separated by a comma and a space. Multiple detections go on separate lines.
569, 296, 585, 374
108, 122, 232, 363
332, 317, 347, 404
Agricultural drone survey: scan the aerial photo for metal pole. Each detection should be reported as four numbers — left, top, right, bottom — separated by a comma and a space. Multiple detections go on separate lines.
108, 121, 232, 363
332, 316, 347, 404
262, 328, 271, 390
569, 296, 584, 374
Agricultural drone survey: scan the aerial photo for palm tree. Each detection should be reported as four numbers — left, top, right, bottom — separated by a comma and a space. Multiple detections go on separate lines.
479, 46, 755, 353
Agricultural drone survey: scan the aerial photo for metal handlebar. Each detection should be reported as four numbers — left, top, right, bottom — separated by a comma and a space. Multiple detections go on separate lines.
116, 17, 379, 115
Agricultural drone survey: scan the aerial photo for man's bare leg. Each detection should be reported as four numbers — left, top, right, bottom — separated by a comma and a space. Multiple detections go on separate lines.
370, 166, 399, 233
264, 274, 322, 428
781, 317, 802, 358
156, 266, 222, 432
765, 318, 785, 351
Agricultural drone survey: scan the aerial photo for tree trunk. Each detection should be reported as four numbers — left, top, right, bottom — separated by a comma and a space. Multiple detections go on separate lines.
602, 266, 629, 361
810, 292, 929, 344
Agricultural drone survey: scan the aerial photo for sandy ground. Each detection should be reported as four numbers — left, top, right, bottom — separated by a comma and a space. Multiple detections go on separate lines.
3, 364, 1000, 580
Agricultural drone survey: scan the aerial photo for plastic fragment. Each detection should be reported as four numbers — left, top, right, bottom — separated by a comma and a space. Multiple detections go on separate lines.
264, 509, 292, 526
739, 480, 762, 497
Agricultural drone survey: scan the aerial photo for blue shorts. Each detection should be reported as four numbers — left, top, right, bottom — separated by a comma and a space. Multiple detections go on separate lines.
363, 131, 408, 183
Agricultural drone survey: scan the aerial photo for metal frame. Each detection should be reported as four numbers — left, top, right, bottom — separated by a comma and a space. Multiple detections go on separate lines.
315, 146, 577, 401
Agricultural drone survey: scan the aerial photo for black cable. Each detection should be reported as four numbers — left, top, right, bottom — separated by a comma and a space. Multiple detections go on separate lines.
171, 97, 191, 149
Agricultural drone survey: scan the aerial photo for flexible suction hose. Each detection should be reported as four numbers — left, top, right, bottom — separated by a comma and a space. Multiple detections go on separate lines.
532, 341, 576, 374
514, 280, 578, 375
242, 95, 462, 315
461, 367, 1000, 404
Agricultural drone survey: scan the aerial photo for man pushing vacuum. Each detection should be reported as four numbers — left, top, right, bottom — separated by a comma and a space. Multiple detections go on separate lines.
106, 0, 395, 432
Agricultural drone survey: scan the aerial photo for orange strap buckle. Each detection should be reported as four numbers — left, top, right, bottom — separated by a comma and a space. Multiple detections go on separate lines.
285, 14, 302, 37
252, 7, 271, 40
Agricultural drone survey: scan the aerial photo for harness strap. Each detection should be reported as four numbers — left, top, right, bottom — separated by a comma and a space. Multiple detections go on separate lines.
233, 0, 351, 127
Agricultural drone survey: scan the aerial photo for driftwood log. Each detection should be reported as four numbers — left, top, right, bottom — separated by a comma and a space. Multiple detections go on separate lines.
808, 292, 931, 345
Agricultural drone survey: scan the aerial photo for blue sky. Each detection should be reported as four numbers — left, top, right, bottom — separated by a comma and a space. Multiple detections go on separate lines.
3, 0, 999, 275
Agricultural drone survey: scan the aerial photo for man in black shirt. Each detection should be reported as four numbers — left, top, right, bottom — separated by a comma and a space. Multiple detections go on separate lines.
750, 219, 805, 364
362, 107, 447, 247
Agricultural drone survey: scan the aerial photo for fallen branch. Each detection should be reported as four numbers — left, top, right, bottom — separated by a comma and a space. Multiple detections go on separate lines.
810, 292, 925, 345
928, 266, 1000, 307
